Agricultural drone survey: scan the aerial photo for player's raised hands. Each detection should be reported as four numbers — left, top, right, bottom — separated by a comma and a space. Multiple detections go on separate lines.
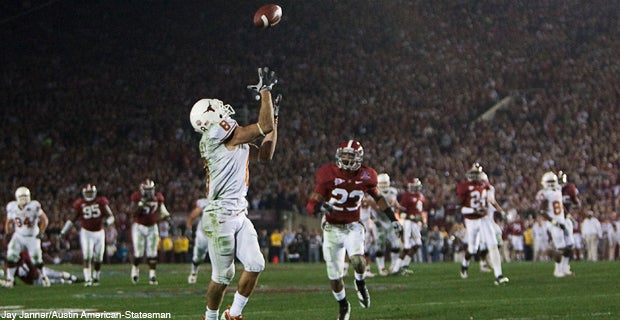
247, 67, 278, 93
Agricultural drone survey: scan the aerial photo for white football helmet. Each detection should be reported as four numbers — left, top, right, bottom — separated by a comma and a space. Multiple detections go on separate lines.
140, 179, 156, 198
541, 171, 560, 190
190, 99, 235, 133
466, 162, 484, 181
82, 184, 97, 201
15, 186, 31, 206
335, 140, 364, 171
407, 178, 423, 193
377, 173, 390, 192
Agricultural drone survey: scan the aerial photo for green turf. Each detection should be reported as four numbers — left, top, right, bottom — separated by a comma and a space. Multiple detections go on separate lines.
2, 261, 619, 319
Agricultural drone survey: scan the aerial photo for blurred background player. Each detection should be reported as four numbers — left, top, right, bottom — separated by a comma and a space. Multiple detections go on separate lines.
306, 140, 402, 320
1, 251, 80, 287
59, 184, 115, 286
506, 214, 525, 261
130, 179, 172, 285
186, 197, 209, 284
4, 186, 50, 288
372, 173, 403, 276
536, 171, 574, 277
456, 163, 508, 285
558, 170, 581, 261
190, 67, 279, 320
359, 195, 378, 277
392, 178, 428, 275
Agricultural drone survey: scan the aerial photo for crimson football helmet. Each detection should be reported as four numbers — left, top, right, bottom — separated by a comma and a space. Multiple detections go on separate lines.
335, 140, 364, 171
15, 186, 31, 206
407, 178, 423, 193
140, 179, 156, 198
465, 162, 484, 181
190, 98, 236, 133
82, 184, 97, 201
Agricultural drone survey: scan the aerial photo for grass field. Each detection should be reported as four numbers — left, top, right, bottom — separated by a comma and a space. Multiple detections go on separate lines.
2, 261, 620, 320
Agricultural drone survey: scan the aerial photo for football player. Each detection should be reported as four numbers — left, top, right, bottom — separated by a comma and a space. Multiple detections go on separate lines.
4, 186, 50, 288
536, 171, 574, 277
1, 251, 80, 287
477, 172, 509, 284
130, 179, 172, 285
392, 178, 428, 275
372, 173, 403, 276
59, 184, 115, 286
506, 214, 525, 261
306, 140, 402, 320
558, 170, 582, 260
186, 197, 209, 284
190, 67, 279, 320
456, 163, 508, 285
359, 195, 378, 277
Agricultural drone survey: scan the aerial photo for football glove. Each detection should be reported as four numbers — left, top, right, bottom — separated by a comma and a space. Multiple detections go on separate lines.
247, 67, 278, 93
392, 221, 403, 237
36, 232, 46, 240
315, 201, 334, 218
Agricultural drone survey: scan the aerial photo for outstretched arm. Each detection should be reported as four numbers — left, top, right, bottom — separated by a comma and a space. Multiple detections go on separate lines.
229, 67, 277, 148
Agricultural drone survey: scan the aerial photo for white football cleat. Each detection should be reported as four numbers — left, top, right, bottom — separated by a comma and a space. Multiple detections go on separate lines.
188, 273, 197, 284
378, 268, 389, 276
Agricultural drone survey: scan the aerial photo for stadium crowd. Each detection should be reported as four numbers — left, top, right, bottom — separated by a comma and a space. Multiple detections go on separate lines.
1, 1, 619, 264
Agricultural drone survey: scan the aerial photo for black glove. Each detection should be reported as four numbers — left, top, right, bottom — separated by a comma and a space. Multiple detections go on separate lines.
315, 202, 334, 218
273, 94, 282, 120
247, 67, 278, 93
36, 232, 46, 240
184, 228, 193, 238
392, 221, 403, 237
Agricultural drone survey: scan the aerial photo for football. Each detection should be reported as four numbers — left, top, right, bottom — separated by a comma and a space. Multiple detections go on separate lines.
253, 4, 282, 28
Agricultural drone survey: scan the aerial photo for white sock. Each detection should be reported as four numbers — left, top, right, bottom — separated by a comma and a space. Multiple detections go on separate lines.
93, 270, 100, 281
7, 267, 16, 281
149, 269, 156, 279
191, 263, 200, 274
376, 257, 385, 270
83, 267, 91, 282
229, 291, 248, 316
488, 247, 503, 277
332, 288, 346, 301
205, 307, 218, 320
391, 258, 402, 272
390, 252, 400, 264
402, 255, 412, 267
354, 272, 365, 281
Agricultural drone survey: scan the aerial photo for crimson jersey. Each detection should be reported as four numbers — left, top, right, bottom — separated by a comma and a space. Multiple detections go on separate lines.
399, 191, 428, 221
312, 163, 379, 225
1, 251, 40, 285
71, 196, 110, 232
130, 191, 165, 226
507, 220, 525, 236
562, 183, 579, 212
456, 180, 492, 218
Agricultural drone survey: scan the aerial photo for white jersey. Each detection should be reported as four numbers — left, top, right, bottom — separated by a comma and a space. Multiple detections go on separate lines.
381, 187, 399, 207
536, 187, 565, 225
6, 200, 44, 237
199, 118, 249, 212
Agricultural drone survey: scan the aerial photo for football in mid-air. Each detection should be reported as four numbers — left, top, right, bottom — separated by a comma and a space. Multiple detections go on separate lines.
253, 4, 282, 28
